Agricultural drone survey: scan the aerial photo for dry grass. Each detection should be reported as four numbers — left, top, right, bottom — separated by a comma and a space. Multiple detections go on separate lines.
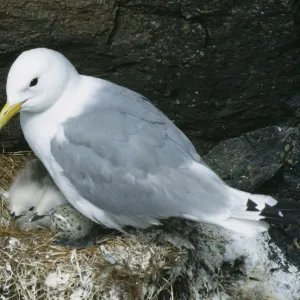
0, 152, 188, 299
0, 151, 35, 191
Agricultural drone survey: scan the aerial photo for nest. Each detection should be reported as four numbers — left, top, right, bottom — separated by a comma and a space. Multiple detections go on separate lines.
0, 153, 189, 299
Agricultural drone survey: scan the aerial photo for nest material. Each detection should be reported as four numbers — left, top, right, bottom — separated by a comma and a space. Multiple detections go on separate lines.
0, 151, 34, 193
0, 153, 188, 299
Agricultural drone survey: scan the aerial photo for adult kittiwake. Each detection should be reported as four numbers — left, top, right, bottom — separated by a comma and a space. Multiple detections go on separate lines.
1, 48, 299, 237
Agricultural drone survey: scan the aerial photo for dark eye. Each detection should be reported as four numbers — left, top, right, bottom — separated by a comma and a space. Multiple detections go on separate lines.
29, 78, 38, 87
28, 206, 34, 211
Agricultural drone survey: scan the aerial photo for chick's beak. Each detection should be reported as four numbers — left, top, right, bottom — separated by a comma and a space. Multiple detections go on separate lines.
30, 213, 45, 222
10, 212, 23, 220
0, 102, 22, 129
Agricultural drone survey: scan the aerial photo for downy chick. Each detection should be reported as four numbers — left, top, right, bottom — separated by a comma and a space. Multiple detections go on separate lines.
8, 159, 49, 229
30, 174, 68, 226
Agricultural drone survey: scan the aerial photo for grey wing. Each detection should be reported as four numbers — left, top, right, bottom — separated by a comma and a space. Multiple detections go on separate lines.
51, 81, 232, 223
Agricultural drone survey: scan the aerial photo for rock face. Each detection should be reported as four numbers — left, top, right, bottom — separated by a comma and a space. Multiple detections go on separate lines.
0, 0, 300, 154
204, 126, 297, 194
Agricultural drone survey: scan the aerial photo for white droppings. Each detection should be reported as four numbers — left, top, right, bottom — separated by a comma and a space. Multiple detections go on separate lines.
209, 226, 300, 299
5, 263, 11, 272
7, 237, 21, 251
70, 288, 89, 300
45, 271, 70, 289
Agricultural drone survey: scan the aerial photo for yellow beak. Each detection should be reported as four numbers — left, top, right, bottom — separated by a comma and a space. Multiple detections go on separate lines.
0, 102, 22, 129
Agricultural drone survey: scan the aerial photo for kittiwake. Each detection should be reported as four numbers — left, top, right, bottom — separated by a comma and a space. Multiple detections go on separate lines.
1, 48, 299, 237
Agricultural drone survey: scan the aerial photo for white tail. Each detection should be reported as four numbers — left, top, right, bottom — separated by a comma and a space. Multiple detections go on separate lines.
217, 187, 279, 237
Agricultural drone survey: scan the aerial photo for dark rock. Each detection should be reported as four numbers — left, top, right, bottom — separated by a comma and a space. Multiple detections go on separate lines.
204, 125, 300, 201
1, 0, 300, 154
204, 126, 289, 191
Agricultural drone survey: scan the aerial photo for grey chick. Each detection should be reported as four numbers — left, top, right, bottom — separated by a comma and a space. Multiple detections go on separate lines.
9, 158, 96, 246
8, 159, 49, 229
30, 174, 68, 226
8, 158, 67, 229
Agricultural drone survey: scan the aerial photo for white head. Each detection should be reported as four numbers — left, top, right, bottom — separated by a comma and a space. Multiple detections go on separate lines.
0, 48, 79, 127
8, 181, 44, 219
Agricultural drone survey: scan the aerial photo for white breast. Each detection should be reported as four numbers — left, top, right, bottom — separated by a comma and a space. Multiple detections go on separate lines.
19, 75, 123, 229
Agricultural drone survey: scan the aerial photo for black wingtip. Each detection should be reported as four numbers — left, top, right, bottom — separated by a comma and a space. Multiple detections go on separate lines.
271, 200, 300, 212
10, 212, 23, 220
246, 199, 259, 212
247, 199, 300, 225
260, 205, 299, 225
